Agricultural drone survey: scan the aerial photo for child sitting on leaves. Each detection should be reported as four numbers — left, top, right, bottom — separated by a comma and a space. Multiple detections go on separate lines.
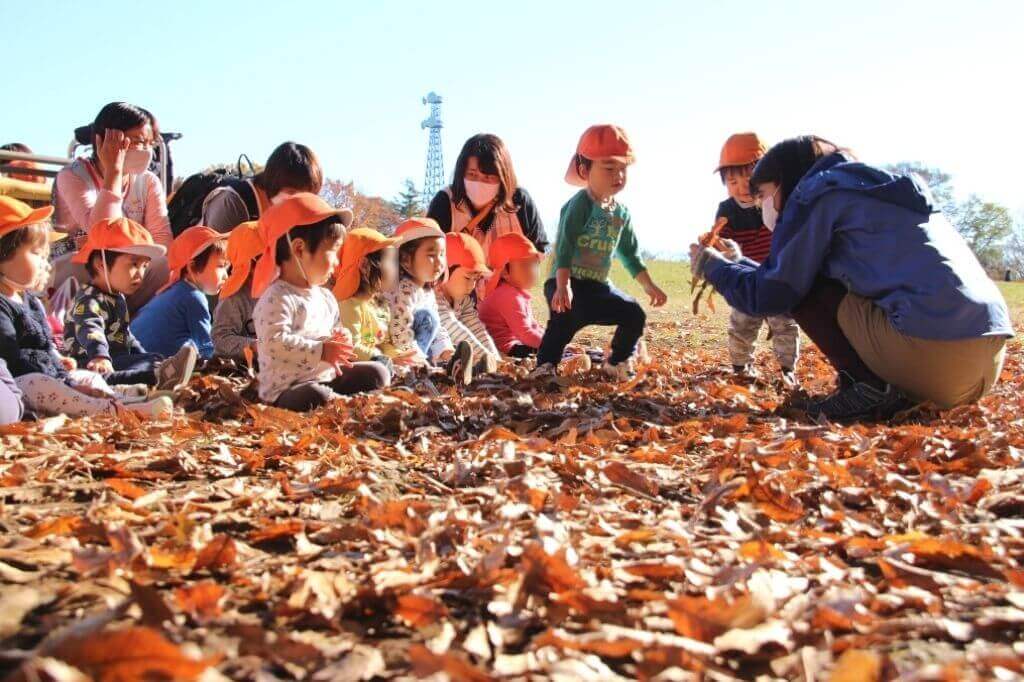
334, 227, 418, 372
0, 197, 171, 418
384, 217, 475, 385
713, 132, 799, 383
478, 233, 545, 359
131, 226, 230, 360
252, 193, 389, 411
64, 216, 196, 392
538, 124, 667, 381
436, 232, 500, 373
212, 222, 264, 362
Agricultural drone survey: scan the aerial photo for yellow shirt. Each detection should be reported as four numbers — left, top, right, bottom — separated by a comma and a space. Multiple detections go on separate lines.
338, 295, 398, 361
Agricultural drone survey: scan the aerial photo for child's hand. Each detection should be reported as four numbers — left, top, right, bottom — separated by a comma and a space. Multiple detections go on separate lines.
97, 129, 130, 178
59, 355, 77, 371
643, 282, 668, 307
392, 349, 420, 366
87, 357, 114, 375
551, 283, 573, 313
322, 338, 355, 369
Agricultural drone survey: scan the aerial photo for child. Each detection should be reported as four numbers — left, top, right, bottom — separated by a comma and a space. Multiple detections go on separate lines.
713, 132, 799, 382
538, 124, 667, 381
64, 217, 196, 390
334, 227, 417, 371
0, 358, 24, 425
212, 222, 263, 361
384, 217, 474, 384
130, 226, 230, 359
479, 233, 545, 359
251, 193, 389, 411
0, 196, 171, 418
437, 233, 499, 371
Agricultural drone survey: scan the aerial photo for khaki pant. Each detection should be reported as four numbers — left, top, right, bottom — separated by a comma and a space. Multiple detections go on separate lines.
728, 308, 800, 369
837, 293, 1008, 408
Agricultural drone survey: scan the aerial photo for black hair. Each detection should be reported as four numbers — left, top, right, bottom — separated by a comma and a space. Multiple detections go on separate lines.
356, 248, 388, 296
189, 240, 228, 273
450, 134, 519, 212
258, 142, 323, 199
397, 236, 442, 288
572, 153, 593, 179
749, 136, 845, 206
274, 216, 345, 265
719, 162, 758, 184
85, 250, 128, 278
90, 102, 158, 159
0, 224, 50, 263
1, 143, 32, 154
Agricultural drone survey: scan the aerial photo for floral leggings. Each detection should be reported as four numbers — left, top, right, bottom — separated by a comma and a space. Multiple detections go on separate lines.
14, 370, 121, 417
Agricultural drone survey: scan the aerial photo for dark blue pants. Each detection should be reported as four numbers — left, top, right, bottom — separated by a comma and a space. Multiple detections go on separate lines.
106, 352, 163, 386
537, 278, 645, 366
412, 308, 441, 361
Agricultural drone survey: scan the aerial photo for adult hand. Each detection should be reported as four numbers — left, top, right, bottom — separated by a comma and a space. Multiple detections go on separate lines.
719, 238, 742, 262
87, 357, 114, 375
97, 128, 129, 183
551, 282, 573, 313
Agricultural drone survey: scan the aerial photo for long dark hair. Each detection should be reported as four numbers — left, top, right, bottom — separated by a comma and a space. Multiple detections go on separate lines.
749, 136, 848, 206
90, 102, 158, 160
256, 142, 323, 199
450, 134, 519, 213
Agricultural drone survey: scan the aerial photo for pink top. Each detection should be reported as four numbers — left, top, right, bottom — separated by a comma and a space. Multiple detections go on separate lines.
478, 280, 544, 353
54, 160, 172, 247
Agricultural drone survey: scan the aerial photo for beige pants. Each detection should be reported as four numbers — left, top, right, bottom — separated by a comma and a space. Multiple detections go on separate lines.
837, 293, 1008, 408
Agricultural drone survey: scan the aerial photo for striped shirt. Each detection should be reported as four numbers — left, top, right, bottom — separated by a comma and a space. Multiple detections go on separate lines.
716, 198, 774, 264
435, 292, 500, 361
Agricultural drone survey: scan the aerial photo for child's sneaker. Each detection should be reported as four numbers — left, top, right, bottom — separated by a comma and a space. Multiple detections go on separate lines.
156, 345, 198, 392
126, 395, 174, 420
560, 353, 592, 375
733, 364, 759, 380
446, 341, 473, 386
780, 367, 799, 389
111, 384, 150, 404
604, 359, 635, 382
529, 362, 557, 379
475, 352, 498, 376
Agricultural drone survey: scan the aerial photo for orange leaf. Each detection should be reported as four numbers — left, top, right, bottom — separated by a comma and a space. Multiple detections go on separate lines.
522, 543, 586, 596
737, 540, 785, 562
193, 534, 237, 573
668, 594, 767, 642
175, 581, 225, 622
148, 543, 198, 572
106, 478, 146, 500
248, 519, 304, 544
827, 648, 883, 682
408, 644, 493, 682
25, 515, 83, 539
603, 461, 660, 497
395, 593, 448, 628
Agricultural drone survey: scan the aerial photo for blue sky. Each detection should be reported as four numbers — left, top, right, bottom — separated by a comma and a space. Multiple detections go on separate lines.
5, 0, 1021, 254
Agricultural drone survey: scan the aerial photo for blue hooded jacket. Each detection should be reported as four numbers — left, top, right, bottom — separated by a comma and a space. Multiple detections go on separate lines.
704, 154, 1013, 341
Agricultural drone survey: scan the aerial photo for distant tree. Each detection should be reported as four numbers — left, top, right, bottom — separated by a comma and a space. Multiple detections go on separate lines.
321, 178, 402, 235
883, 162, 955, 213
1002, 219, 1024, 280
391, 179, 422, 218
950, 195, 1014, 272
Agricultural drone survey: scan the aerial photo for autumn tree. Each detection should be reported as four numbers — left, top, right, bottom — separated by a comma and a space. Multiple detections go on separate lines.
392, 179, 423, 218
320, 178, 402, 234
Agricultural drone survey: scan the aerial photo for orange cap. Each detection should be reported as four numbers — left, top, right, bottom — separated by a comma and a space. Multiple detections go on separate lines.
0, 196, 54, 238
332, 227, 401, 301
565, 124, 635, 186
393, 216, 444, 245
444, 232, 490, 276
219, 221, 265, 299
715, 132, 767, 172
483, 233, 541, 297
252, 193, 355, 297
162, 225, 226, 291
72, 217, 166, 264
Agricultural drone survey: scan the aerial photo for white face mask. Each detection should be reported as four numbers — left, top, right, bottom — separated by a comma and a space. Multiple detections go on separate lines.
761, 189, 780, 232
123, 148, 152, 175
464, 179, 499, 208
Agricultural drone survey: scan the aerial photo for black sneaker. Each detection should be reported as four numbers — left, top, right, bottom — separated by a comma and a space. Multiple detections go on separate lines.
807, 377, 912, 422
447, 341, 473, 386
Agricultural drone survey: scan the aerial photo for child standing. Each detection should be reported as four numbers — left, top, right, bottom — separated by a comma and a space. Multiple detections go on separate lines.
334, 227, 416, 370
251, 193, 389, 411
713, 132, 799, 382
131, 226, 230, 359
212, 221, 263, 361
538, 125, 667, 380
437, 233, 499, 371
0, 197, 171, 418
64, 217, 196, 390
384, 218, 474, 384
479, 233, 545, 359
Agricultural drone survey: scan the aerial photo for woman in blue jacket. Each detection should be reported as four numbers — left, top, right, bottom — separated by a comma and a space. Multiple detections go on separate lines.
691, 136, 1013, 421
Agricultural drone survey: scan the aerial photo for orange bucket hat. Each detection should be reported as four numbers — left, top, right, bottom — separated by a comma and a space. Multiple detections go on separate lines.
0, 196, 54, 239
162, 225, 226, 291
565, 124, 635, 187
445, 232, 490, 276
220, 221, 265, 299
715, 132, 767, 172
252, 193, 355, 297
483, 232, 541, 297
332, 227, 400, 301
393, 217, 444, 245
72, 217, 166, 265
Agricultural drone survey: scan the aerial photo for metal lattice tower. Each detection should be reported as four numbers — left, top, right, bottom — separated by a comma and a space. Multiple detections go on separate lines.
421, 92, 444, 199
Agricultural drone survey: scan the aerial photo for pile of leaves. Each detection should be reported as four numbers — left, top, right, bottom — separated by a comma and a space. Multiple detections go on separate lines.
1, 323, 1022, 681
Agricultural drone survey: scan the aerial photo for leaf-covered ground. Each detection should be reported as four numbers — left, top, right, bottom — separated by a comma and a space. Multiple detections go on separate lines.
1, 313, 1023, 681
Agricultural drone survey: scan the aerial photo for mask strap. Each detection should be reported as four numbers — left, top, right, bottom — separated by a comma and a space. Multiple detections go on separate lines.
286, 233, 310, 286
100, 249, 113, 294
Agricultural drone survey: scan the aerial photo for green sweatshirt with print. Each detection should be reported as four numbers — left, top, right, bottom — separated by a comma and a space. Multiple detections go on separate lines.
549, 190, 646, 282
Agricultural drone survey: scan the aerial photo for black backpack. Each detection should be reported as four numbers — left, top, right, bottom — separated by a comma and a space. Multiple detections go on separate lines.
168, 155, 259, 236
